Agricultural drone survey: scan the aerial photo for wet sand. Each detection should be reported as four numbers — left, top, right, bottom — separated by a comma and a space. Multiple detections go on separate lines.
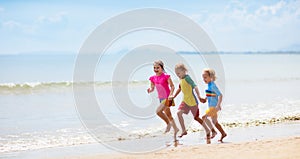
60, 136, 300, 159
48, 122, 300, 159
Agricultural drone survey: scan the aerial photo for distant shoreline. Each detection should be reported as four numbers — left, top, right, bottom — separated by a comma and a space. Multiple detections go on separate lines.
178, 51, 300, 55
0, 51, 300, 56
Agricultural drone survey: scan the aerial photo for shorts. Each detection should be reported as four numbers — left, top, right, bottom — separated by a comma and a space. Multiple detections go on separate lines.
159, 99, 174, 120
160, 98, 175, 107
205, 107, 218, 118
178, 102, 199, 118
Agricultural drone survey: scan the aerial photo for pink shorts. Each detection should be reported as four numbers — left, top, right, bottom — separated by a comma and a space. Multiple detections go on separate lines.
178, 102, 199, 118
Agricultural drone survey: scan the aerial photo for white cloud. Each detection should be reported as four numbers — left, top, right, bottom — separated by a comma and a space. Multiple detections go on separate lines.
256, 1, 286, 16
2, 20, 21, 28
37, 11, 68, 23
1, 11, 68, 35
199, 0, 300, 51
2, 20, 37, 34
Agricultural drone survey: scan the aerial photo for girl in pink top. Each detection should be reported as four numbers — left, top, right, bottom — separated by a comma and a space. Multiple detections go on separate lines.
148, 60, 179, 141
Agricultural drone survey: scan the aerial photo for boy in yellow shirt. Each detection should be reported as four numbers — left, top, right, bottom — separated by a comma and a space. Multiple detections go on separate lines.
171, 63, 214, 144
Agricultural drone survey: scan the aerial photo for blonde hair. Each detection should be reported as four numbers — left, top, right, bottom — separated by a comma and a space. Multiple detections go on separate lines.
175, 63, 188, 72
203, 68, 217, 81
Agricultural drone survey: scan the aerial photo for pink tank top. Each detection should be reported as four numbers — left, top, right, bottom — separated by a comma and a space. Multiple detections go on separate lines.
149, 73, 171, 99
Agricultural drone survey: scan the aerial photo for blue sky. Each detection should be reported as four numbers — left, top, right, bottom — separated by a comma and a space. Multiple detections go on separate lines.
0, 0, 300, 54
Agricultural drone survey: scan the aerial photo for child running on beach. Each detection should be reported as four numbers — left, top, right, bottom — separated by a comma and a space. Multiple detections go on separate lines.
147, 60, 179, 141
202, 68, 227, 143
170, 63, 212, 144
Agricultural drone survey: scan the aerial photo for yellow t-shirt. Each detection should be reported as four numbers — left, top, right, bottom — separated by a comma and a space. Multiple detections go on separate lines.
180, 75, 198, 106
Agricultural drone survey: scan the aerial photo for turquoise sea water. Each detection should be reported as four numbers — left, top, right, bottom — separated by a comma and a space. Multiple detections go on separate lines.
0, 53, 300, 155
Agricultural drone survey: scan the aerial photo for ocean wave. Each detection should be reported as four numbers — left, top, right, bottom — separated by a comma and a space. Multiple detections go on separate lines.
0, 126, 163, 154
0, 81, 73, 89
0, 81, 149, 94
1, 77, 300, 93
222, 115, 300, 128
0, 128, 95, 153
228, 77, 300, 83
178, 51, 300, 55
183, 114, 300, 134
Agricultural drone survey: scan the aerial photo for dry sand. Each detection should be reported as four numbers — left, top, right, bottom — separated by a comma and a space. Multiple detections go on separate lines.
63, 136, 300, 159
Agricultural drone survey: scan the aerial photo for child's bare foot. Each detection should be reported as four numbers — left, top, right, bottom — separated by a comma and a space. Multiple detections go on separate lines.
178, 131, 187, 138
218, 133, 227, 143
211, 131, 217, 139
206, 133, 211, 144
174, 139, 179, 147
164, 123, 171, 133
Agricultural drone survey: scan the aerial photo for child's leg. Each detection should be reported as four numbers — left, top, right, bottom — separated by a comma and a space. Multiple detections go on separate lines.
192, 107, 210, 144
212, 117, 227, 142
177, 110, 187, 137
170, 119, 179, 142
156, 103, 170, 133
203, 117, 217, 139
169, 120, 179, 141
194, 116, 211, 144
164, 107, 173, 121
164, 107, 179, 137
203, 108, 218, 139
194, 116, 210, 134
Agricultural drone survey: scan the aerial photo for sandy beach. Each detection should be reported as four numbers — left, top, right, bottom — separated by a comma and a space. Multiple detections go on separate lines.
61, 136, 300, 159
1, 1, 300, 159
42, 121, 300, 159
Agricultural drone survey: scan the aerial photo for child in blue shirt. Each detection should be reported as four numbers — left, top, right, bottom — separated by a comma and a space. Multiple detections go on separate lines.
202, 68, 227, 142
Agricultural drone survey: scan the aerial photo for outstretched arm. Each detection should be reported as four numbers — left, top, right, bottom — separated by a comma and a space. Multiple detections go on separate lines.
194, 86, 206, 103
171, 86, 181, 99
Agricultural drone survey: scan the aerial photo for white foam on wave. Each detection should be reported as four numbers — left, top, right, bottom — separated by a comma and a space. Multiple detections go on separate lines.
0, 128, 96, 153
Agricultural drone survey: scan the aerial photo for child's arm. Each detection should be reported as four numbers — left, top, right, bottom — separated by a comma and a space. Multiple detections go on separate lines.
216, 94, 223, 111
171, 85, 181, 99
213, 83, 222, 110
194, 86, 206, 103
167, 78, 175, 99
147, 82, 155, 93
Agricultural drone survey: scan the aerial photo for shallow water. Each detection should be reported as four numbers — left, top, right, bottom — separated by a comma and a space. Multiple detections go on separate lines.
0, 53, 300, 154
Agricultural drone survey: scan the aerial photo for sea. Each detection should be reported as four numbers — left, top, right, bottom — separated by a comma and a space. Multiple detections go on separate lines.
0, 52, 300, 157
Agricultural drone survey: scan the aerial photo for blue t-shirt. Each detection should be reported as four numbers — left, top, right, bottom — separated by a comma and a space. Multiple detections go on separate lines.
205, 81, 222, 107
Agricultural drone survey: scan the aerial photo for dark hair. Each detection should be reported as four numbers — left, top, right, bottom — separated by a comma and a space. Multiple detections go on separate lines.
154, 60, 165, 71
